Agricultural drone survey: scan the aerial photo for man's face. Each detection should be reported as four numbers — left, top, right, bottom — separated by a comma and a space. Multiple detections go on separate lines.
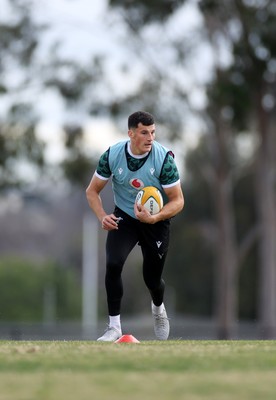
128, 122, 156, 155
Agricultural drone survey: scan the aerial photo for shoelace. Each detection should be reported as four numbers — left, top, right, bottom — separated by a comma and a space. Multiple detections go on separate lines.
104, 325, 121, 334
154, 314, 169, 325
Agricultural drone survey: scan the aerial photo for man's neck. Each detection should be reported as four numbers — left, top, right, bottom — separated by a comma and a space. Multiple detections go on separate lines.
127, 141, 149, 158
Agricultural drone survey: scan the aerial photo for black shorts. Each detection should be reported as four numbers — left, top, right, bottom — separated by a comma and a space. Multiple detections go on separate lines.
106, 206, 171, 261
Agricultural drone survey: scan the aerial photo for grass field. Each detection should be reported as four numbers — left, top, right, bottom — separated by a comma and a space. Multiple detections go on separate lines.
0, 340, 276, 400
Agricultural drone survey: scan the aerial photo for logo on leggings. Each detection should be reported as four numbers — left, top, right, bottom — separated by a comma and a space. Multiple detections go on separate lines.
156, 241, 162, 248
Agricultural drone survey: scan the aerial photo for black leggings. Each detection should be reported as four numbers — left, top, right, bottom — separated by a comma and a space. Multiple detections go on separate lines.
105, 207, 170, 316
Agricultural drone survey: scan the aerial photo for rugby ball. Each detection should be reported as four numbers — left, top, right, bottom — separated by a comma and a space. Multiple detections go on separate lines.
135, 186, 163, 215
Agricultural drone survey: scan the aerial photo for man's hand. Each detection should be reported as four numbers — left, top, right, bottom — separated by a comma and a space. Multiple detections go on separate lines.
101, 214, 120, 230
134, 202, 156, 224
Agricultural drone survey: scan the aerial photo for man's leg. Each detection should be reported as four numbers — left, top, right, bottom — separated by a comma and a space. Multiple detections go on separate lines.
140, 219, 171, 340
105, 218, 138, 316
97, 210, 137, 341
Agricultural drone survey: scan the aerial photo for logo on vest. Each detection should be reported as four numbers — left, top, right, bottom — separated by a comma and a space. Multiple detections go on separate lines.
118, 168, 123, 175
150, 168, 155, 175
129, 178, 144, 189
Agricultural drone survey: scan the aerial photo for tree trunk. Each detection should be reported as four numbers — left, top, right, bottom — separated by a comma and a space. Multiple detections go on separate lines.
214, 171, 239, 339
211, 122, 239, 339
256, 92, 276, 339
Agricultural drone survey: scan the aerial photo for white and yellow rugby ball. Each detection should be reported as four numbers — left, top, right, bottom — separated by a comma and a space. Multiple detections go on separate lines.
135, 186, 163, 215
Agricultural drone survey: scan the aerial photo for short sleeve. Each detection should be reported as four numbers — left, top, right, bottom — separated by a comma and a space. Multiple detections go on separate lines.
96, 149, 111, 178
160, 151, 180, 186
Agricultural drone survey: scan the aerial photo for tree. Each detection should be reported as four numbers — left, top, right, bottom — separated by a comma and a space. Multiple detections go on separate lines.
2, 0, 275, 337
107, 0, 276, 338
100, 0, 192, 137
61, 124, 96, 187
0, 1, 99, 189
200, 94, 240, 339
0, 0, 45, 189
0, 258, 81, 321
199, 0, 276, 338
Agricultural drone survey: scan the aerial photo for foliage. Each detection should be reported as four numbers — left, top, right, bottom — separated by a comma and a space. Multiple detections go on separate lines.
109, 0, 184, 27
0, 1, 98, 189
1, 0, 275, 328
0, 117, 45, 190
107, 0, 275, 327
200, 0, 276, 338
0, 1, 40, 71
0, 1, 45, 190
101, 0, 192, 139
200, 0, 276, 121
61, 124, 96, 186
166, 183, 214, 316
0, 258, 81, 321
166, 135, 259, 319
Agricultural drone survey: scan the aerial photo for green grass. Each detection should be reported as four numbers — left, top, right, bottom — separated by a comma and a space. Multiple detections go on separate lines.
0, 340, 276, 399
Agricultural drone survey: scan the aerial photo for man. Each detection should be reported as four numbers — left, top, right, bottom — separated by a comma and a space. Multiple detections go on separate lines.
86, 111, 184, 341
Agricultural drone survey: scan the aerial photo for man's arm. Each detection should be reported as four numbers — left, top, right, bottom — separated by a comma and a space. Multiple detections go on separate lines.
86, 174, 119, 230
134, 182, 184, 224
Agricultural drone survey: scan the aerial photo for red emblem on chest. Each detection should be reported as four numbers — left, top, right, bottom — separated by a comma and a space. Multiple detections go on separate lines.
129, 178, 144, 189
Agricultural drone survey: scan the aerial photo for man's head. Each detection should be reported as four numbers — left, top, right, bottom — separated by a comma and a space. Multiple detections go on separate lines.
128, 111, 156, 155
128, 111, 155, 130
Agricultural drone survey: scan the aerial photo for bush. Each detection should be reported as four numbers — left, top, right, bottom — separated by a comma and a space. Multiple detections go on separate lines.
0, 258, 81, 322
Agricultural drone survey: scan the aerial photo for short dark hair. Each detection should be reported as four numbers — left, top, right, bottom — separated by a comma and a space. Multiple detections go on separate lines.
128, 111, 155, 129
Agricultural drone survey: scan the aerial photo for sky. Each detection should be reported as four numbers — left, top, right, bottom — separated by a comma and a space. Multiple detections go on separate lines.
33, 0, 114, 67
1, 0, 213, 165
32, 0, 209, 165
33, 0, 122, 161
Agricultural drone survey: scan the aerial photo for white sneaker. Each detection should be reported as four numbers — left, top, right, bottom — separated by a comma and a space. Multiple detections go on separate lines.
97, 326, 122, 342
152, 306, 170, 340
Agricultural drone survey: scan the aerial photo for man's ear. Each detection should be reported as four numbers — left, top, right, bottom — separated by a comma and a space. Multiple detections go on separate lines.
128, 129, 134, 138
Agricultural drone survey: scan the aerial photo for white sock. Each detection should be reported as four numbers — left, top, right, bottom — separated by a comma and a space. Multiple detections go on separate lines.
151, 302, 165, 315
109, 315, 121, 330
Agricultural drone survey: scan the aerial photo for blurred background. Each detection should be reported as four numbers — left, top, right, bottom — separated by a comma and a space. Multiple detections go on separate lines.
0, 0, 275, 341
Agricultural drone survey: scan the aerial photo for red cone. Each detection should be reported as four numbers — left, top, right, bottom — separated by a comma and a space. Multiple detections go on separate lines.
114, 334, 140, 343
